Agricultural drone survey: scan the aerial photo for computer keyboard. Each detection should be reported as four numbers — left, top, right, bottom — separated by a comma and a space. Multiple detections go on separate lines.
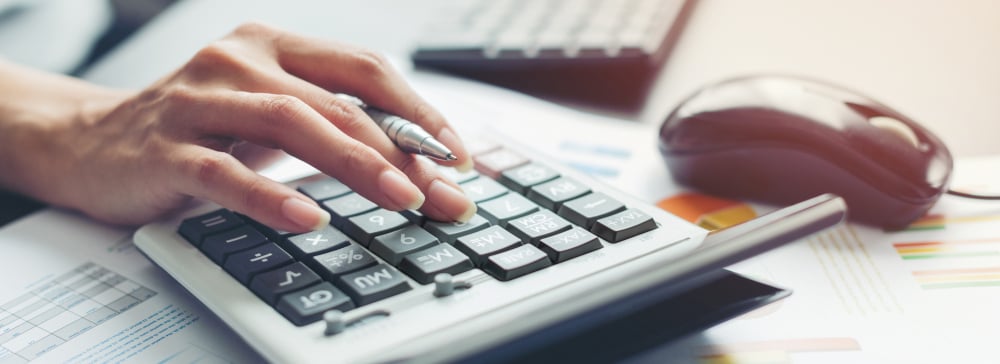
134, 131, 845, 363
409, 0, 696, 107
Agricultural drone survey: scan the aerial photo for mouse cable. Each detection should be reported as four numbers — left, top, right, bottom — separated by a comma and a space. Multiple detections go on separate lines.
946, 189, 1000, 200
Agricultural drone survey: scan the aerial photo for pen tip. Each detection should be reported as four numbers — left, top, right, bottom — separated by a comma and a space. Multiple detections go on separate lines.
446, 153, 458, 161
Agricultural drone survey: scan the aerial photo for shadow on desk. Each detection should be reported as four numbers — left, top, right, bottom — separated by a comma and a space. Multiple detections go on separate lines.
0, 191, 45, 227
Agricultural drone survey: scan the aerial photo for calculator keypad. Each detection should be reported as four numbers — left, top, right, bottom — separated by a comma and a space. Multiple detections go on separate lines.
177, 147, 659, 326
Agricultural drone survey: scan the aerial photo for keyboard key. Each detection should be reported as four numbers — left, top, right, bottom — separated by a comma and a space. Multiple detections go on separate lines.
322, 193, 378, 228
460, 177, 509, 203
539, 227, 603, 263
557, 192, 626, 228
483, 244, 552, 281
527, 177, 591, 210
478, 193, 540, 226
398, 244, 474, 284
337, 264, 412, 306
342, 209, 410, 246
178, 209, 244, 245
401, 209, 426, 225
369, 225, 440, 265
285, 225, 350, 258
473, 148, 529, 179
276, 282, 354, 326
454, 226, 523, 266
200, 225, 269, 264
424, 214, 491, 244
592, 208, 658, 243
498, 163, 560, 193
440, 167, 480, 184
312, 244, 377, 279
223, 243, 294, 285
237, 213, 293, 240
249, 262, 322, 305
297, 177, 351, 201
507, 210, 573, 244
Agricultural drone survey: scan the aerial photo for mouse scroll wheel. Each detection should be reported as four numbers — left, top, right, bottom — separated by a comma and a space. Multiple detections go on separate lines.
869, 116, 922, 149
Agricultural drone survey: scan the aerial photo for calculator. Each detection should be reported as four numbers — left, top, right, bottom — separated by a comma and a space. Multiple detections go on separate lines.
133, 132, 845, 363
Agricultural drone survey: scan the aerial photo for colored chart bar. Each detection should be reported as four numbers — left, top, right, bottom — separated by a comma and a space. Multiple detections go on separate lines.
656, 193, 756, 231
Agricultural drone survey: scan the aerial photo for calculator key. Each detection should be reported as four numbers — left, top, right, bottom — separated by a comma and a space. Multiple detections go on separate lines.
473, 148, 529, 178
539, 227, 603, 263
592, 208, 658, 243
401, 209, 426, 225
507, 210, 573, 244
454, 226, 522, 266
527, 177, 591, 210
399, 244, 474, 284
223, 243, 294, 285
440, 167, 480, 184
276, 282, 354, 326
557, 192, 626, 228
285, 225, 350, 258
237, 213, 293, 240
337, 264, 412, 306
297, 177, 351, 201
483, 244, 552, 281
178, 209, 243, 245
200, 225, 269, 264
424, 214, 491, 243
249, 262, 322, 305
370, 225, 440, 265
322, 193, 379, 228
498, 163, 560, 193
311, 244, 377, 279
342, 209, 410, 246
460, 177, 509, 203
478, 193, 540, 226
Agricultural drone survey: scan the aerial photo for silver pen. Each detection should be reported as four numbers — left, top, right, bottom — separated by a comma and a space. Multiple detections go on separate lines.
336, 94, 457, 161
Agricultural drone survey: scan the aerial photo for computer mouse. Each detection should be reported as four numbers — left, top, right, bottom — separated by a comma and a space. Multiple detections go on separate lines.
657, 75, 953, 230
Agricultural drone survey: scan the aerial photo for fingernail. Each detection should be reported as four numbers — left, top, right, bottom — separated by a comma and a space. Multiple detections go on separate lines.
379, 169, 425, 210
436, 128, 473, 172
282, 197, 330, 231
428, 179, 477, 222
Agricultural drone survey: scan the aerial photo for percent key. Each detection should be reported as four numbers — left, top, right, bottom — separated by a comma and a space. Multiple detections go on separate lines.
312, 243, 377, 279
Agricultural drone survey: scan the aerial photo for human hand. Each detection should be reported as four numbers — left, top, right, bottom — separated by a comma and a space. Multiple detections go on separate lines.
4, 23, 476, 233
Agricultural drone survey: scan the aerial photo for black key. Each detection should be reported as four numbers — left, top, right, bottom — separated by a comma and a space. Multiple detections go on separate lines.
459, 177, 509, 203
236, 213, 293, 241
285, 225, 350, 258
322, 193, 378, 228
401, 209, 426, 225
370, 225, 440, 265
478, 193, 539, 226
337, 264, 412, 306
178, 209, 243, 245
200, 225, 269, 264
527, 177, 591, 210
249, 262, 321, 305
483, 244, 551, 281
311, 244, 377, 279
539, 227, 603, 263
297, 177, 351, 201
454, 226, 522, 266
398, 244, 474, 284
342, 209, 409, 246
557, 192, 626, 228
592, 208, 658, 243
276, 282, 354, 326
424, 215, 491, 243
223, 243, 294, 285
498, 163, 560, 193
507, 210, 573, 245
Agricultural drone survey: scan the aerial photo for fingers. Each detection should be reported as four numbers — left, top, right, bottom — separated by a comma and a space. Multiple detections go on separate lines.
173, 145, 330, 233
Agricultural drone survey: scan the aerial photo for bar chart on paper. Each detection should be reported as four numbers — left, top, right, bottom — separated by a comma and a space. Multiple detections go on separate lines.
0, 262, 156, 363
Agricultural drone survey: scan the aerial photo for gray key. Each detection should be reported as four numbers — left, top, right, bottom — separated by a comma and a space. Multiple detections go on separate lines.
439, 167, 480, 184
337, 264, 412, 306
343, 209, 410, 246
478, 193, 540, 226
557, 192, 626, 228
285, 225, 350, 258
507, 210, 573, 244
297, 177, 351, 201
398, 244, 474, 284
276, 282, 354, 326
312, 243, 377, 279
498, 163, 560, 193
539, 227, 603, 263
592, 208, 658, 243
454, 226, 522, 266
178, 209, 244, 245
527, 177, 591, 210
223, 243, 294, 285
460, 177, 509, 203
370, 225, 440, 265
322, 193, 378, 228
483, 244, 551, 281
249, 262, 322, 305
424, 214, 491, 243
200, 225, 269, 264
